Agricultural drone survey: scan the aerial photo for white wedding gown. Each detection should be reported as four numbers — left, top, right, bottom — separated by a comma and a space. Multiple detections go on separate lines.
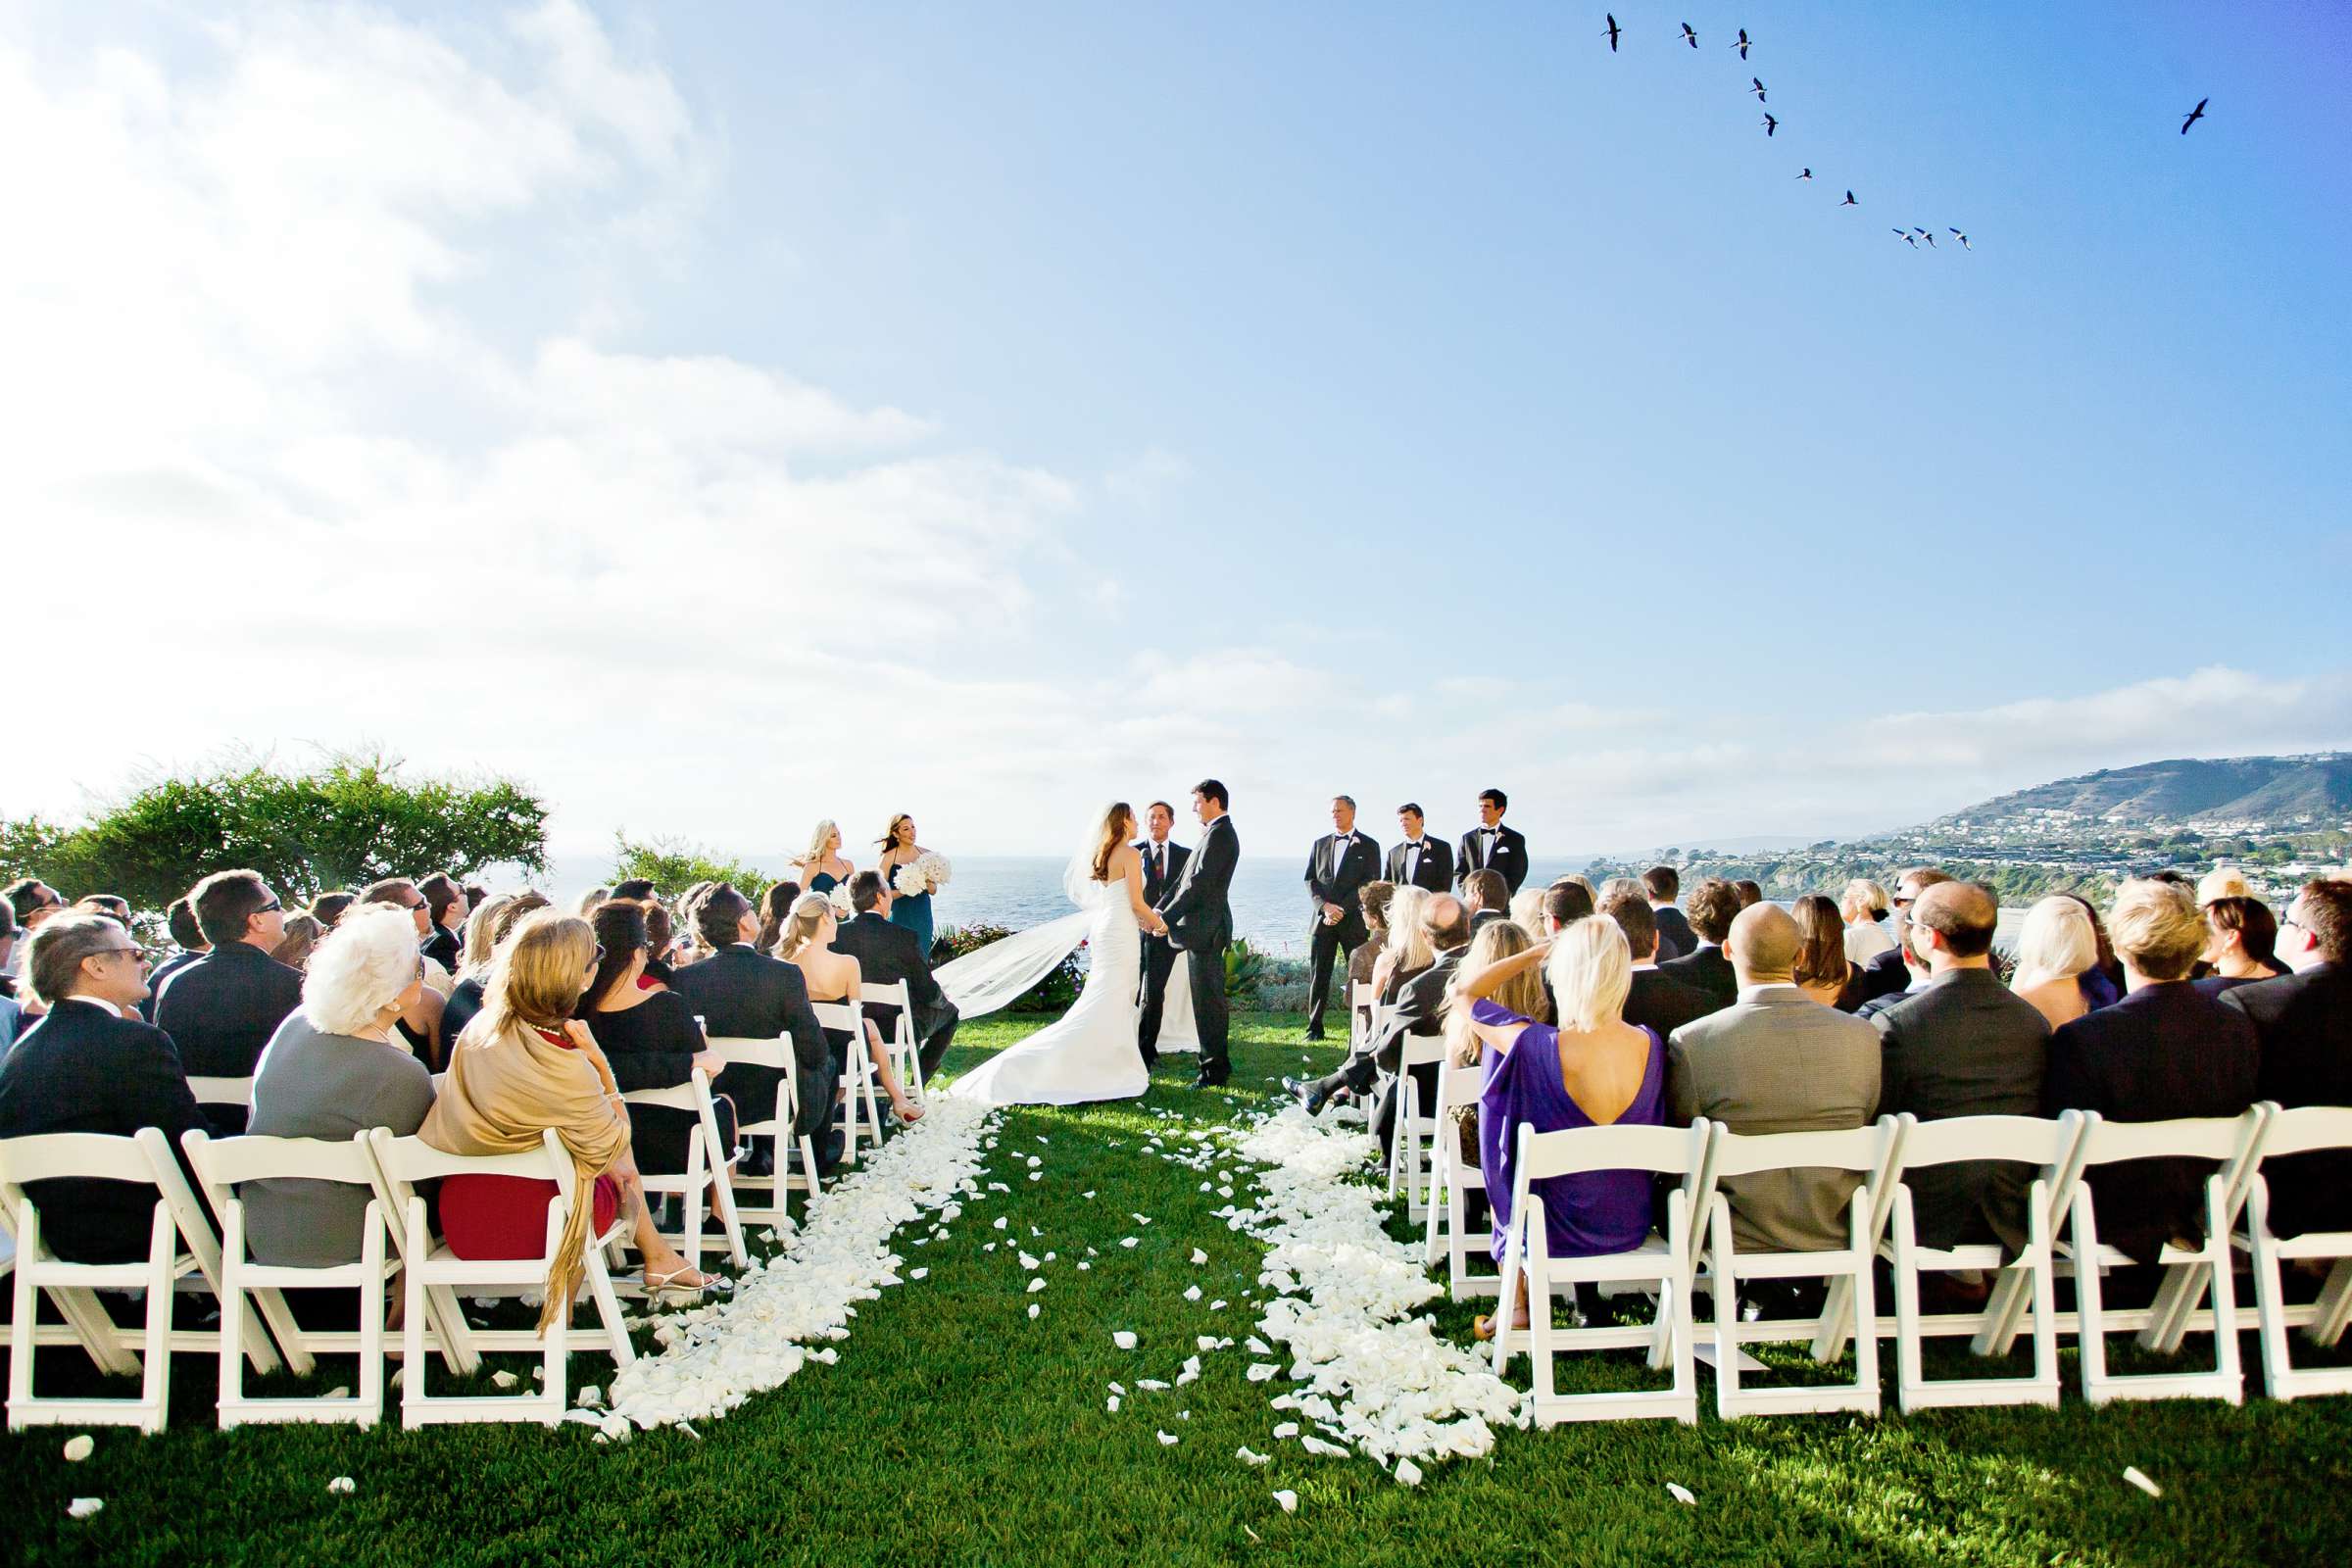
948, 877, 1151, 1106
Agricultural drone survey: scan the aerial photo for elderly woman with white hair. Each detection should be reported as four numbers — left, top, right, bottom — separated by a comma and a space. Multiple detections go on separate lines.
242, 904, 438, 1268
1840, 879, 1896, 964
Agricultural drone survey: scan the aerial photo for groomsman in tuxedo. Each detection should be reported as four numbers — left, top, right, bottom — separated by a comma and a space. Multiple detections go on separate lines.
1134, 801, 1190, 1067
1302, 796, 1381, 1042
1155, 779, 1240, 1089
1384, 803, 1452, 894
1455, 787, 1529, 896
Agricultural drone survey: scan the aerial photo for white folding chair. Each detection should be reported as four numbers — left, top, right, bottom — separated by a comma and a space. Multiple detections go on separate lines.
1695, 1117, 1902, 1419
813, 999, 880, 1165
702, 1035, 820, 1224
1387, 1032, 1447, 1220
862, 979, 924, 1100
620, 1073, 749, 1269
1423, 1057, 1498, 1298
2244, 1103, 2352, 1400
1882, 1112, 2083, 1412
1347, 980, 1377, 1054
182, 1129, 395, 1428
0, 1127, 279, 1430
2048, 1107, 2269, 1406
1491, 1119, 1712, 1425
367, 1128, 635, 1427
185, 1076, 255, 1111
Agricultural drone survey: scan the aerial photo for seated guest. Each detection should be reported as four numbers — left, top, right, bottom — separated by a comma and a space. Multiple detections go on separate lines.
2010, 895, 2099, 1028
755, 880, 800, 956
0, 912, 20, 1053
1659, 877, 1741, 1010
443, 892, 546, 1044
270, 911, 326, 970
1856, 920, 1932, 1020
309, 890, 358, 929
1862, 867, 1953, 1001
1463, 868, 1510, 935
1872, 882, 2050, 1250
1348, 881, 1396, 993
359, 879, 451, 1065
2223, 879, 2352, 1239
2196, 897, 2290, 994
1790, 895, 1869, 1011
831, 872, 961, 1082
576, 887, 612, 916
575, 900, 733, 1175
421, 910, 711, 1311
2043, 879, 2259, 1264
611, 879, 660, 903
1734, 879, 1765, 909
156, 870, 302, 1106
1603, 892, 1712, 1040
73, 893, 134, 926
2196, 866, 2254, 906
1644, 867, 1693, 960
1367, 886, 1434, 1001
1542, 881, 1595, 933
673, 881, 716, 965
244, 906, 437, 1267
666, 884, 835, 1171
774, 893, 923, 1123
1508, 887, 1546, 940
1294, 894, 1474, 1154
1456, 916, 1664, 1341
1668, 904, 1882, 1252
0, 914, 207, 1262
138, 897, 211, 1022
2060, 892, 2127, 1007
641, 900, 680, 985
418, 873, 468, 974
1841, 879, 1896, 964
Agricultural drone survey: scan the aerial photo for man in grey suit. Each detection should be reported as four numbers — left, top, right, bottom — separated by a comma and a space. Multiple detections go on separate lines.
1668, 903, 1882, 1254
1871, 882, 2049, 1252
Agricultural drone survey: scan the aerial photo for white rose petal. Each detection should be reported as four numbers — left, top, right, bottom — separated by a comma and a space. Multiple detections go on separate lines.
1156, 1430, 1179, 1446
1027, 1303, 1042, 1320
1667, 1483, 1696, 1505
1248, 1363, 1280, 1383
909, 1267, 928, 1280
63, 1435, 94, 1462
1113, 1331, 1139, 1349
2124, 1467, 2163, 1498
992, 1217, 1008, 1231
327, 1476, 357, 1495
1139, 1379, 1170, 1391
1120, 1237, 1139, 1249
1273, 1490, 1298, 1514
1184, 1285, 1201, 1301
1027, 1279, 1048, 1294
1396, 1458, 1424, 1487
69, 1498, 104, 1520
490, 1371, 519, 1390
1238, 1446, 1270, 1466
1191, 1249, 1208, 1265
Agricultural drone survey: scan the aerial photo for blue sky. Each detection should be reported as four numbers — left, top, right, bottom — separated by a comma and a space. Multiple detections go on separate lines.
4, 1, 2346, 859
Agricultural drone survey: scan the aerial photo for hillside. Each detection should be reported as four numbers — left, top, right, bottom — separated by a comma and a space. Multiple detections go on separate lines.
1936, 753, 2352, 832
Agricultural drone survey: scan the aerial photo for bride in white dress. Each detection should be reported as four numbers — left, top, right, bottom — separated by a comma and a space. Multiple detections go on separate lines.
948, 803, 1165, 1106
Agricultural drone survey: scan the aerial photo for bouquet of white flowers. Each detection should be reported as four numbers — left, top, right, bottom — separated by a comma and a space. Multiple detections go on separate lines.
894, 853, 954, 898
825, 883, 856, 918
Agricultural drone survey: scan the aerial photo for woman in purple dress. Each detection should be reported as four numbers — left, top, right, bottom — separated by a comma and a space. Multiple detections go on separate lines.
1451, 914, 1667, 1342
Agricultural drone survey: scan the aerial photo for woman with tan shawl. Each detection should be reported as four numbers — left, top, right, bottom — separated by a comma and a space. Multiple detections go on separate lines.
421, 909, 712, 1329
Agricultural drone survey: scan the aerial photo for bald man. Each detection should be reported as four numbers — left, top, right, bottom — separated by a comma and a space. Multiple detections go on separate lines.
1869, 881, 2049, 1253
1667, 903, 1883, 1254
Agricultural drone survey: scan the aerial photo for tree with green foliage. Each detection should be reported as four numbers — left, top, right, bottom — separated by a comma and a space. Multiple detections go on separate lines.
609, 834, 780, 900
0, 753, 548, 909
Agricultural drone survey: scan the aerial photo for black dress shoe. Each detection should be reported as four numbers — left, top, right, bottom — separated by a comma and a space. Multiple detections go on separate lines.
1189, 1070, 1227, 1091
1302, 1029, 1327, 1043
1283, 1076, 1332, 1116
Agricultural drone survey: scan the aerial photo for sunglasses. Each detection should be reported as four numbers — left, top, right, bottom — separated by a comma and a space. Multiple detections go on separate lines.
256, 899, 282, 913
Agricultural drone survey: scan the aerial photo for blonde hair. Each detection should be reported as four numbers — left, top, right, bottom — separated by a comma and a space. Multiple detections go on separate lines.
777, 893, 832, 962
468, 909, 596, 1051
302, 905, 422, 1035
1477, 918, 1550, 1022
1546, 915, 1633, 1034
1841, 878, 1889, 922
458, 894, 515, 979
1508, 888, 1546, 939
800, 819, 841, 872
2108, 878, 2209, 982
1091, 803, 1133, 883
2010, 895, 2096, 994
575, 887, 611, 916
1384, 885, 1434, 972
2197, 865, 2253, 906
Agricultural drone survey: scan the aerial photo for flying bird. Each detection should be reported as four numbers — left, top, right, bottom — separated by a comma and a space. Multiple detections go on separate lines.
1796, 168, 1812, 180
1840, 189, 1857, 206
1680, 23, 1698, 49
1949, 227, 1972, 250
1762, 114, 1778, 136
1751, 76, 1768, 101
1894, 228, 1917, 246
1919, 227, 1936, 247
2181, 97, 2208, 134
1734, 28, 1752, 59
1603, 14, 1620, 52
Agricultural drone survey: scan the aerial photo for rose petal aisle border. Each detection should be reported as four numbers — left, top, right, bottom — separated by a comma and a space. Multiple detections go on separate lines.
1223, 1103, 1524, 1472
603, 1094, 1000, 1435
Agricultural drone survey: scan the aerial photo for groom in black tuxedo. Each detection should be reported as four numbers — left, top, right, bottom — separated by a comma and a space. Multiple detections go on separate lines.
1384, 803, 1453, 894
1455, 786, 1529, 896
1302, 795, 1380, 1042
1133, 800, 1190, 1068
1154, 778, 1239, 1089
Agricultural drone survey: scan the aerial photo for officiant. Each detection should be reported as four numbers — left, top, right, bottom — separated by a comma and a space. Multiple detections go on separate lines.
1302, 795, 1381, 1042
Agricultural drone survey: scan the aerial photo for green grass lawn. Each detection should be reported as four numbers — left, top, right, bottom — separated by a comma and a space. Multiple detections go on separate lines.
7, 1012, 2352, 1565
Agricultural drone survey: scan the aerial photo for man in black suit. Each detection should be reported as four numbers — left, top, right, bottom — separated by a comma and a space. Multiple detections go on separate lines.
139, 897, 210, 1023
1302, 795, 1381, 1042
1292, 894, 1471, 1154
0, 913, 209, 1263
1658, 877, 1741, 1012
2223, 878, 2352, 1239
1463, 868, 1511, 935
154, 869, 301, 1130
1385, 803, 1452, 894
1602, 892, 1713, 1041
2044, 879, 2259, 1267
1154, 780, 1239, 1089
832, 872, 960, 1082
1862, 866, 1955, 1001
1872, 882, 2051, 1252
1456, 788, 1528, 896
1134, 801, 1190, 1067
419, 873, 468, 974
1643, 867, 1696, 961
668, 883, 839, 1171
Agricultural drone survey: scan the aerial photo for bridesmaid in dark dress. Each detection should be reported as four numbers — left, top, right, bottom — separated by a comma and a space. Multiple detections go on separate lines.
576, 901, 733, 1174
796, 819, 855, 897
874, 812, 939, 957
